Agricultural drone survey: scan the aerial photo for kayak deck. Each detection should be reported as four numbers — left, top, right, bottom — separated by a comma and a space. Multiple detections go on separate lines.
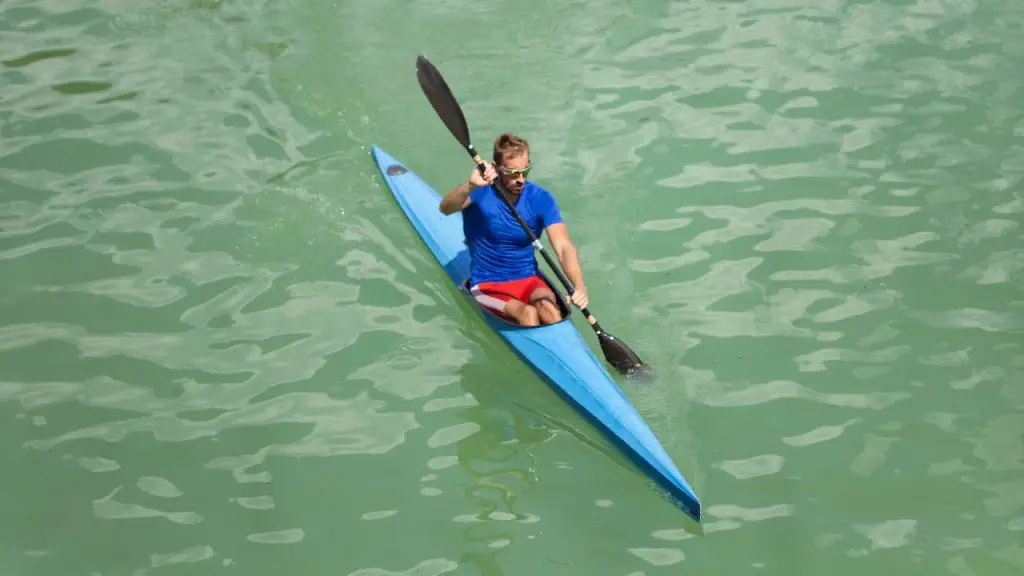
370, 145, 701, 522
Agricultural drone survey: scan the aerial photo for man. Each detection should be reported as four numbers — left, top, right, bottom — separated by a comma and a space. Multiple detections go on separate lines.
438, 133, 589, 327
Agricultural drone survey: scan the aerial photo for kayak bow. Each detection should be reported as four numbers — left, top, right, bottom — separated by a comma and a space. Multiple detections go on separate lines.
370, 145, 701, 522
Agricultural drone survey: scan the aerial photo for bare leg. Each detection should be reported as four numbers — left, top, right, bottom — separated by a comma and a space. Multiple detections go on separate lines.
529, 286, 563, 325
500, 299, 540, 327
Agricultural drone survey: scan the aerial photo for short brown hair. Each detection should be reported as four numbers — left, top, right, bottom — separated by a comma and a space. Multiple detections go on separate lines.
492, 132, 529, 166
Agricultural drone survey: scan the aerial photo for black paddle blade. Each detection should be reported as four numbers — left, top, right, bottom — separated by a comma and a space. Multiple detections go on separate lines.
415, 55, 472, 150
597, 330, 653, 381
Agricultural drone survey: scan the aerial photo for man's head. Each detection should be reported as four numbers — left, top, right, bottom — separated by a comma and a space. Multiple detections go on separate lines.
492, 132, 531, 193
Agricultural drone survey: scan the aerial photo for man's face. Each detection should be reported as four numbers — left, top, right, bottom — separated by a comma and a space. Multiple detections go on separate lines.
499, 151, 531, 193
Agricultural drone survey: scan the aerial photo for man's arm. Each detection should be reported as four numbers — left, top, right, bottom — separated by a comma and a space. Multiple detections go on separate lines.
439, 180, 473, 215
546, 222, 585, 291
440, 164, 498, 215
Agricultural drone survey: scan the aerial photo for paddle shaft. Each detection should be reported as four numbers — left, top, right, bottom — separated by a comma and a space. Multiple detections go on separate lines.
414, 54, 647, 375
463, 145, 604, 331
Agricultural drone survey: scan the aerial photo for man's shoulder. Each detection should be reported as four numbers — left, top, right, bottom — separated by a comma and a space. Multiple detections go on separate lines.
526, 181, 557, 202
467, 184, 495, 206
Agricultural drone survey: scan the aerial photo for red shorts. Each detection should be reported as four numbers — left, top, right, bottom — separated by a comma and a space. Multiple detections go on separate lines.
470, 275, 549, 314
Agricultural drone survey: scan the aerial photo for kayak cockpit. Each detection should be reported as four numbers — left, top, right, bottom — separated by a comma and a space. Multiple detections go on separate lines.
461, 270, 573, 329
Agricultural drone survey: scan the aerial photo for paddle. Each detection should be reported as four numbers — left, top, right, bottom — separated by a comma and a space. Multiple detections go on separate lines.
415, 54, 652, 380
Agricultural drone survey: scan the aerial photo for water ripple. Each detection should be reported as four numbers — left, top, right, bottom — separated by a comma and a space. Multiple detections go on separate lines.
0, 0, 445, 573
3, 0, 1024, 573
563, 0, 1023, 572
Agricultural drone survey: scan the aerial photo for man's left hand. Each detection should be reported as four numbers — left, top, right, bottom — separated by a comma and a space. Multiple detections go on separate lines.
570, 284, 588, 309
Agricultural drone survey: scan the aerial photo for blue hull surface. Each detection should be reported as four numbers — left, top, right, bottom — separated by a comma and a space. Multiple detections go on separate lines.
370, 145, 701, 522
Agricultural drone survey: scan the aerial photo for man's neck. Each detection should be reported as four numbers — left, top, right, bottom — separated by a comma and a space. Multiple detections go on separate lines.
498, 185, 521, 202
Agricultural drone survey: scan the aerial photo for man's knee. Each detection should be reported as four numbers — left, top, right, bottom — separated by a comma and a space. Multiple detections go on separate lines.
534, 300, 561, 324
528, 290, 562, 324
520, 305, 540, 327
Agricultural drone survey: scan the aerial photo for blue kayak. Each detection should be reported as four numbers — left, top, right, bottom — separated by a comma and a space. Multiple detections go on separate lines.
370, 145, 701, 522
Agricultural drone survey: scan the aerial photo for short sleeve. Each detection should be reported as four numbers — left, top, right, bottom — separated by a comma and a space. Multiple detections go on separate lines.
533, 185, 563, 228
467, 185, 489, 209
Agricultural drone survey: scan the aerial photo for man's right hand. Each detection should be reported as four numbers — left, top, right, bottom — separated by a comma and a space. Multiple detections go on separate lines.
468, 163, 497, 189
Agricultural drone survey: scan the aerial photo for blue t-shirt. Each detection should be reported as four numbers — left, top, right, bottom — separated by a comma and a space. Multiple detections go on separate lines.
462, 181, 563, 285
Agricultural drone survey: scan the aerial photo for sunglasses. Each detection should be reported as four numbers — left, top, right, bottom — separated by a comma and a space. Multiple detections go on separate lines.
499, 164, 531, 178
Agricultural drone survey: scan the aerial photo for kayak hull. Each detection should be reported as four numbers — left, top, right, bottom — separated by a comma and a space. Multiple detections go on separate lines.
370, 145, 701, 522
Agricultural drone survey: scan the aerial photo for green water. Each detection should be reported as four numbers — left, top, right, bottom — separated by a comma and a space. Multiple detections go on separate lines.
3, 0, 1023, 574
